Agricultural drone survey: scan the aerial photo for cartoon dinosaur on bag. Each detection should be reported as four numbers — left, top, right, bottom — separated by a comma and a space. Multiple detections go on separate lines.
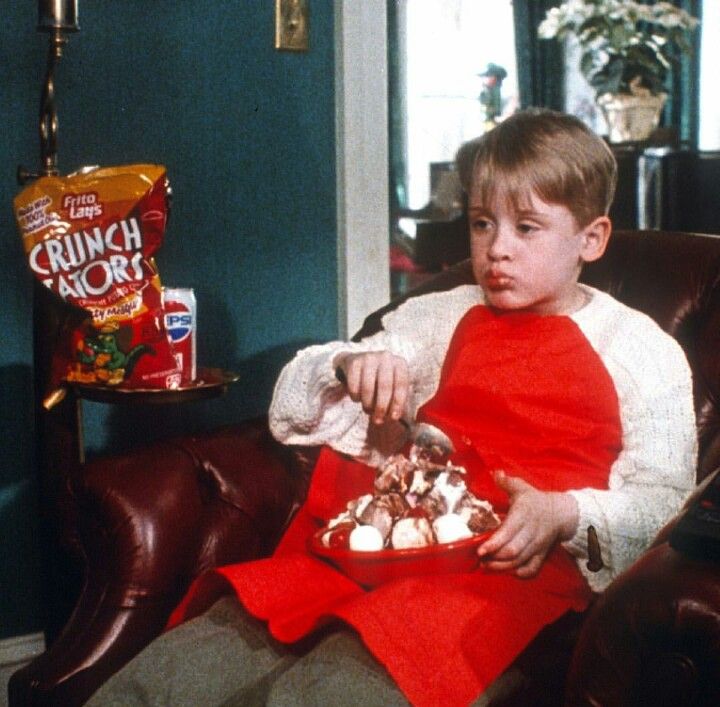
71, 322, 153, 385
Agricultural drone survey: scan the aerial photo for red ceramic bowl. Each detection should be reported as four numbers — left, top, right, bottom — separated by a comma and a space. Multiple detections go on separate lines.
308, 528, 493, 588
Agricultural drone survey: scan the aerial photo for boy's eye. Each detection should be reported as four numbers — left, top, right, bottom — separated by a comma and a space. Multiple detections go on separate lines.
517, 222, 538, 235
471, 218, 492, 231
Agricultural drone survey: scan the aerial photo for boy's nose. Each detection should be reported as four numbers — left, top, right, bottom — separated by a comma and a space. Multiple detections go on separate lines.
487, 227, 513, 260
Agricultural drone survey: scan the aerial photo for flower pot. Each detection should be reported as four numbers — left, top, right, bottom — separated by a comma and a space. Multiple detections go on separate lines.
596, 92, 667, 143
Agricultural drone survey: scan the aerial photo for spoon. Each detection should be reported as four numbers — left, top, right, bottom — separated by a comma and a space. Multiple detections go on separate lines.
408, 421, 455, 459
334, 367, 455, 459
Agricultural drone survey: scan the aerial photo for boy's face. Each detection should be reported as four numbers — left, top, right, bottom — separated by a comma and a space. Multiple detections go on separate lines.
468, 189, 609, 316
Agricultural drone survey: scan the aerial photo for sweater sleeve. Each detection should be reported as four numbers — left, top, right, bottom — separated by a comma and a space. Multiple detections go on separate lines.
564, 295, 697, 592
268, 285, 480, 467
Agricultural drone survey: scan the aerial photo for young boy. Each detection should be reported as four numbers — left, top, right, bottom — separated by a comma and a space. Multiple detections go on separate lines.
87, 110, 696, 707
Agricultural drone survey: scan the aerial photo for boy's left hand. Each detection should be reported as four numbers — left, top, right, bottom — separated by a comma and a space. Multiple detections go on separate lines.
477, 470, 579, 578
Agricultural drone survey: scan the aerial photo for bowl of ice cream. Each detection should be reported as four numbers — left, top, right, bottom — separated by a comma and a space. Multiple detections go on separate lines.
308, 526, 494, 588
307, 451, 501, 588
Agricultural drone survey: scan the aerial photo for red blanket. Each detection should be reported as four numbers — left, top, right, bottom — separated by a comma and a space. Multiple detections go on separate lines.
169, 306, 622, 706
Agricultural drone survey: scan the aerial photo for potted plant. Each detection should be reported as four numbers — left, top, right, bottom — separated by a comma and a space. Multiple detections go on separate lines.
538, 0, 700, 142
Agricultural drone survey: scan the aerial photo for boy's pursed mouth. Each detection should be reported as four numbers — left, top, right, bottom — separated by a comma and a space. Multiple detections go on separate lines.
485, 271, 513, 289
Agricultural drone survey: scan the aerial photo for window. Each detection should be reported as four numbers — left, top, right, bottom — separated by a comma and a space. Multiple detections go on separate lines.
394, 0, 519, 210
699, 0, 720, 150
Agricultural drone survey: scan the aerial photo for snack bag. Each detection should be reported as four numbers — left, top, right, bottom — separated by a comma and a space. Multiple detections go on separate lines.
14, 164, 182, 392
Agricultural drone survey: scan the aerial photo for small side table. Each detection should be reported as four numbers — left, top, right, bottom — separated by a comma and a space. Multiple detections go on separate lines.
32, 282, 241, 640
65, 367, 240, 464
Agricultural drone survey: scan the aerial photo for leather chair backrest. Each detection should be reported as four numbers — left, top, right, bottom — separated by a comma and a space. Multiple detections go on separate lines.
355, 230, 720, 483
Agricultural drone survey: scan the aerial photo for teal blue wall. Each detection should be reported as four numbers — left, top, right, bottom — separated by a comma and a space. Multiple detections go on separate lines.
1, 2, 338, 639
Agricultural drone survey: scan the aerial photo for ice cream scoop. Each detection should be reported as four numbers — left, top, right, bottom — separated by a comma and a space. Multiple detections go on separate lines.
391, 516, 434, 549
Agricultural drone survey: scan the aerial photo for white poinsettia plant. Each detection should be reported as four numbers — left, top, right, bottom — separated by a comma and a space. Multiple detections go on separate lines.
538, 0, 699, 98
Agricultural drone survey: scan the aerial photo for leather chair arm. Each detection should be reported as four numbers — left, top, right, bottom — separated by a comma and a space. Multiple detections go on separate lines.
566, 542, 720, 707
649, 466, 720, 548
9, 417, 309, 707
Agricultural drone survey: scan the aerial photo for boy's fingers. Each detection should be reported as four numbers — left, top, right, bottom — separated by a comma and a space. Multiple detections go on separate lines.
477, 516, 527, 557
494, 470, 532, 496
481, 539, 544, 573
341, 358, 361, 399
481, 540, 536, 569
481, 558, 520, 572
359, 359, 380, 412
340, 352, 410, 424
482, 533, 534, 563
514, 554, 546, 579
477, 528, 509, 557
389, 363, 409, 420
372, 363, 395, 423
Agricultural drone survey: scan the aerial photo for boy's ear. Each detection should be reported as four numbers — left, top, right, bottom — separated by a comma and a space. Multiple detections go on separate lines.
580, 216, 611, 263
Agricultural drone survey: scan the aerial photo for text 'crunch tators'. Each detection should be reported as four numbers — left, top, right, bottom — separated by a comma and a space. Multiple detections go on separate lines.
14, 164, 183, 395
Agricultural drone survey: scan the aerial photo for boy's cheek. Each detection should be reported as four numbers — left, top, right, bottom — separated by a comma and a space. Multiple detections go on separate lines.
470, 254, 489, 280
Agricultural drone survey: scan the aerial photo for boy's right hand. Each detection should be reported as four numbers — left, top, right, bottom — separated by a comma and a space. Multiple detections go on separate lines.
336, 351, 409, 425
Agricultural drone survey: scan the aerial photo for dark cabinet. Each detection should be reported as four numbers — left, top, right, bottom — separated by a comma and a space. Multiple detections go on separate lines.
638, 148, 720, 234
609, 145, 643, 229
611, 144, 720, 235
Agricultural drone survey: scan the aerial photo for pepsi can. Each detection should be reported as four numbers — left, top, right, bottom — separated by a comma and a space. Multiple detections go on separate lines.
162, 287, 197, 383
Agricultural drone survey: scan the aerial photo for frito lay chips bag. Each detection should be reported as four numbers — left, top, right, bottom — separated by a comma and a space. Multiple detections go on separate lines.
14, 164, 183, 397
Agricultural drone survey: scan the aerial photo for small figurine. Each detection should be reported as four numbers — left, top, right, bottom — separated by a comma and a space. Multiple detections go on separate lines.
478, 63, 508, 129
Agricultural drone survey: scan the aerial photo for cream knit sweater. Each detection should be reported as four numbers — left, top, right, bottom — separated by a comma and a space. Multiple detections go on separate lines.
269, 284, 697, 592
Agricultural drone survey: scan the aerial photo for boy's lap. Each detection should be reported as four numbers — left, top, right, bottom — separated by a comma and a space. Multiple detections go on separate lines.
85, 596, 408, 707
85, 596, 296, 706
262, 631, 410, 707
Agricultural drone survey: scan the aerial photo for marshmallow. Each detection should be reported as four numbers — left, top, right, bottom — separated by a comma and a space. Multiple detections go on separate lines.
433, 513, 473, 544
349, 524, 385, 552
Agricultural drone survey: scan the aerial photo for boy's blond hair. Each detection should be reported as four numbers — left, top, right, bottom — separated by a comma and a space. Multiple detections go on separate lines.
456, 109, 617, 228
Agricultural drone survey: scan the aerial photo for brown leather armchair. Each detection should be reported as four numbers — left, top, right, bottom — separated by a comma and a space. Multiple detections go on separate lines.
10, 230, 720, 706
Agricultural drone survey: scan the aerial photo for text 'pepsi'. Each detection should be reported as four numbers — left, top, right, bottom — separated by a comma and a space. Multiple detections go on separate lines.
162, 287, 197, 383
